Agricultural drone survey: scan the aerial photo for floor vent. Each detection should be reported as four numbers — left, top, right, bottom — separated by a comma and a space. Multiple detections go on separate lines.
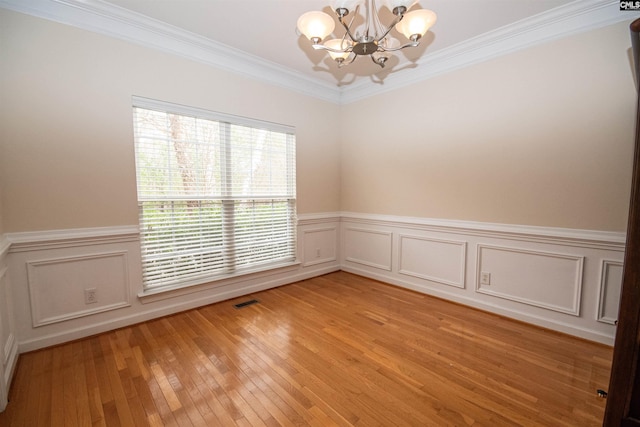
234, 299, 259, 309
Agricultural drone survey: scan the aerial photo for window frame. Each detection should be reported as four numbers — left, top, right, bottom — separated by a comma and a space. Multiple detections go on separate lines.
132, 96, 298, 295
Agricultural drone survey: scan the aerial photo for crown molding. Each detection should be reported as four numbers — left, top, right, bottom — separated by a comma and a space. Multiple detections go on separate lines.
0, 0, 342, 103
1, 0, 638, 105
341, 0, 640, 103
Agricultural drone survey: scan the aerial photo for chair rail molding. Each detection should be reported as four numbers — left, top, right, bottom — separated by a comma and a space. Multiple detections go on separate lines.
6, 225, 140, 252
339, 211, 626, 251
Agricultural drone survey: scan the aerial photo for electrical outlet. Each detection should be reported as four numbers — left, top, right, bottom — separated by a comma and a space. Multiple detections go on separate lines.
84, 288, 98, 304
480, 272, 491, 286
316, 248, 321, 258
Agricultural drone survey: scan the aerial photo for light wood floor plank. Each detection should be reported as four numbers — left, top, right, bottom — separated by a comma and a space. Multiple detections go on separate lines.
0, 272, 612, 426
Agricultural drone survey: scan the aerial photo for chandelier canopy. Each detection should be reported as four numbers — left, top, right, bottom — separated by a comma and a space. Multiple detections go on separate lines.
297, 0, 437, 68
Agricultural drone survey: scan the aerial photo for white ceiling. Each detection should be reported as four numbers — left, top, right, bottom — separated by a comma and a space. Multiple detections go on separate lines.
101, 0, 573, 86
1, 0, 635, 102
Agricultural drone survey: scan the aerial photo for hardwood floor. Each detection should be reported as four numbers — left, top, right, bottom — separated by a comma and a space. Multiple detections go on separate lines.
0, 272, 612, 426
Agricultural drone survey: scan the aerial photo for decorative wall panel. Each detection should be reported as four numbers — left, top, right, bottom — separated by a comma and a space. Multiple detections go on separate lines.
27, 251, 131, 327
302, 227, 338, 267
0, 239, 17, 412
476, 244, 584, 316
597, 260, 624, 324
344, 227, 392, 271
399, 235, 466, 288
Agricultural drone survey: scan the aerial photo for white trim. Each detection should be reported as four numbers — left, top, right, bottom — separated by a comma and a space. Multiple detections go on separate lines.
0, 237, 16, 414
2, 214, 625, 353
6, 225, 140, 252
137, 261, 301, 303
344, 227, 393, 271
340, 211, 625, 250
26, 251, 132, 327
475, 244, 584, 316
0, 237, 10, 258
17, 264, 340, 352
597, 259, 624, 324
341, 263, 614, 345
133, 96, 296, 134
302, 227, 338, 267
0, 0, 636, 104
3, 333, 14, 367
5, 214, 620, 250
0, 333, 17, 412
0, 0, 341, 104
3, 333, 17, 379
297, 212, 342, 225
398, 234, 467, 289
342, 0, 640, 103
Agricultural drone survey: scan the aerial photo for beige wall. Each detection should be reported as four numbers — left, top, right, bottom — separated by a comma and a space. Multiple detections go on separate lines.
340, 21, 636, 232
0, 9, 341, 233
1, 10, 636, 235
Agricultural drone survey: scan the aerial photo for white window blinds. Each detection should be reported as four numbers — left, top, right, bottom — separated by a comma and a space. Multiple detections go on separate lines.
132, 97, 296, 290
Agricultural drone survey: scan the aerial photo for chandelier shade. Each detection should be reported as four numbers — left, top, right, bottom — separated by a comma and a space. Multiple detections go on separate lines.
325, 39, 353, 61
297, 11, 335, 43
297, 0, 436, 68
395, 9, 437, 40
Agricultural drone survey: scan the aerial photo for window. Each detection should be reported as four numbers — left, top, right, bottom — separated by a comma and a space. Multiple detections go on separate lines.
132, 97, 296, 291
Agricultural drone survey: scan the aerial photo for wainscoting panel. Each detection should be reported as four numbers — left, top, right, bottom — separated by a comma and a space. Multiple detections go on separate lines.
0, 213, 626, 358
339, 212, 625, 344
0, 238, 17, 412
302, 227, 338, 267
597, 259, 624, 325
398, 234, 466, 288
344, 227, 392, 271
476, 245, 584, 316
5, 216, 341, 353
27, 251, 131, 327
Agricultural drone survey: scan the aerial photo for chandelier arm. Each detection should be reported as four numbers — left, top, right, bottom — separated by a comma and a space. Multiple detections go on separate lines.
374, 14, 404, 43
371, 0, 383, 35
364, 0, 372, 39
338, 17, 358, 42
336, 5, 360, 43
312, 44, 354, 54
370, 0, 399, 42
377, 41, 420, 52
371, 54, 386, 68
341, 54, 358, 67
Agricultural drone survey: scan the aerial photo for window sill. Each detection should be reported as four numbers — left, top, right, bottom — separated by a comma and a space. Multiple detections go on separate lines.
137, 260, 301, 304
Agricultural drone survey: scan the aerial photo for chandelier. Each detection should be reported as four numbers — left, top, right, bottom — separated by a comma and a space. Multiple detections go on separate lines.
297, 0, 437, 68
